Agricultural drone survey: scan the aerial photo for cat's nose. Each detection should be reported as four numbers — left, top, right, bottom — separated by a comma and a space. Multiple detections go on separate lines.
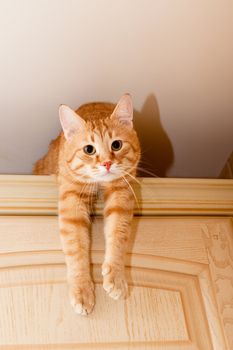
102, 161, 112, 171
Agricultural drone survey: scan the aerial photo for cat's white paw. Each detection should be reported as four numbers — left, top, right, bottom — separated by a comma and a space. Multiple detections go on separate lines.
102, 263, 128, 300
69, 278, 95, 315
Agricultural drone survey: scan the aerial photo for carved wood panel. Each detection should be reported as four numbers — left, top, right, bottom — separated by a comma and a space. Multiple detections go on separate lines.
0, 216, 232, 349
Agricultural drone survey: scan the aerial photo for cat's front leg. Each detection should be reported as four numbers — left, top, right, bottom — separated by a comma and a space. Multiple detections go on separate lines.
102, 183, 134, 300
59, 185, 94, 315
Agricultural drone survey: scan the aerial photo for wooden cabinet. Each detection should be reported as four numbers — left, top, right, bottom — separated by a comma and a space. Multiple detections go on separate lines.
0, 176, 233, 349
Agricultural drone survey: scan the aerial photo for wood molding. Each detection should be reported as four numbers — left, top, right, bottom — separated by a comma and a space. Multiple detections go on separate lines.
0, 175, 233, 216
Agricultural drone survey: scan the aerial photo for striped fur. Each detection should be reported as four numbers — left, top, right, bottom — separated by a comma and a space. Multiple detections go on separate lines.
33, 94, 140, 315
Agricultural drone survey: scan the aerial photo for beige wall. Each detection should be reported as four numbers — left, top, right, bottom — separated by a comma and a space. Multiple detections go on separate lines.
0, 0, 232, 177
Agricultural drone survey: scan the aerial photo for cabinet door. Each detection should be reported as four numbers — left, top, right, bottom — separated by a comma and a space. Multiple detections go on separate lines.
0, 216, 232, 349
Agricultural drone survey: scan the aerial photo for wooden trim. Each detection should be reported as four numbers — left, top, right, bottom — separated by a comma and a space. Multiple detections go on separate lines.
0, 175, 233, 216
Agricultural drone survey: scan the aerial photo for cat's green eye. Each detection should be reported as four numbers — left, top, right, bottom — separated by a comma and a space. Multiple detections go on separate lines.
83, 145, 96, 155
111, 140, 123, 151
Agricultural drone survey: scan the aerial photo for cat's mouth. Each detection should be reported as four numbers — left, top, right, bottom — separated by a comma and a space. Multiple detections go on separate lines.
94, 167, 122, 182
97, 171, 119, 180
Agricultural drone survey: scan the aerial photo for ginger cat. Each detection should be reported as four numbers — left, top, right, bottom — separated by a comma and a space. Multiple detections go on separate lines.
33, 94, 141, 315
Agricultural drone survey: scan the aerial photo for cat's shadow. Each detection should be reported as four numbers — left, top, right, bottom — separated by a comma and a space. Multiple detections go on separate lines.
126, 94, 174, 296
134, 94, 174, 178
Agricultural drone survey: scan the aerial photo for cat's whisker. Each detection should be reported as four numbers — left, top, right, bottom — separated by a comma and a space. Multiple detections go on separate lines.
90, 181, 97, 215
76, 182, 88, 213
88, 182, 94, 213
130, 165, 160, 178
122, 175, 140, 209
87, 183, 93, 214
137, 167, 160, 178
137, 160, 161, 178
120, 169, 141, 185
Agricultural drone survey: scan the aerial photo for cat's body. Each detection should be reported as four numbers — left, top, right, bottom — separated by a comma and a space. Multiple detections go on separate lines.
33, 95, 140, 315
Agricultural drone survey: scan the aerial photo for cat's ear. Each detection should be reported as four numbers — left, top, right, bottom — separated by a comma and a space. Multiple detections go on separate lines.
111, 93, 133, 128
59, 105, 86, 141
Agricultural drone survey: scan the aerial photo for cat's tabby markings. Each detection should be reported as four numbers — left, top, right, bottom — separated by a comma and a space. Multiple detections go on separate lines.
33, 94, 140, 315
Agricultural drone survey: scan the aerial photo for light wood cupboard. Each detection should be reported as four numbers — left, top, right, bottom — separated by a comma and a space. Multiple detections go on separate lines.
0, 176, 233, 349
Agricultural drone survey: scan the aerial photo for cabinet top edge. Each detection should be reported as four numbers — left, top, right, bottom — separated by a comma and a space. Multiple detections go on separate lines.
0, 175, 232, 216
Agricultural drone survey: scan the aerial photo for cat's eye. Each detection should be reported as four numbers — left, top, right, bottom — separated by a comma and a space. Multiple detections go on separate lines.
111, 140, 122, 151
83, 145, 96, 155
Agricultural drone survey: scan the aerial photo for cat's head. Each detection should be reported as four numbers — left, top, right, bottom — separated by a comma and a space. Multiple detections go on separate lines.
59, 94, 140, 183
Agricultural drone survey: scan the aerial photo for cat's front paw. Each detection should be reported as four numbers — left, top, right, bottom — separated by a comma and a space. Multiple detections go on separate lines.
102, 263, 128, 300
69, 278, 95, 315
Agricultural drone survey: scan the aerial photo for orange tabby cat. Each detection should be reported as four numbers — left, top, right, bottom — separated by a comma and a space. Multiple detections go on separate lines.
33, 94, 140, 315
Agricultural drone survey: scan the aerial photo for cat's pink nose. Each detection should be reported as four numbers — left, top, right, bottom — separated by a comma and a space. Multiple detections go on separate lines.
102, 161, 112, 171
